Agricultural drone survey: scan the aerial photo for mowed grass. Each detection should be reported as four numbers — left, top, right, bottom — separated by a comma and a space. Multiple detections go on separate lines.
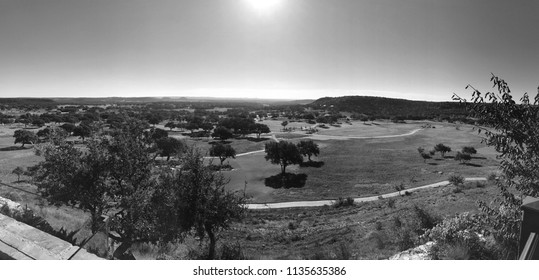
0, 131, 42, 182
315, 120, 420, 137
183, 137, 271, 155
219, 180, 499, 260
221, 122, 499, 203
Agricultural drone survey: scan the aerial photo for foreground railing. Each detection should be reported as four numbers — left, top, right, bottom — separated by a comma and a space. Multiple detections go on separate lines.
519, 197, 539, 260
519, 232, 538, 260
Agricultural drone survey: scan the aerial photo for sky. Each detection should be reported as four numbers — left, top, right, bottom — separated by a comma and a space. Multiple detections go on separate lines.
1, 0, 538, 101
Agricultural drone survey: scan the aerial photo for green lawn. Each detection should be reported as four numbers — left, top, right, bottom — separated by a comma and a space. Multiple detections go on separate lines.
219, 123, 499, 203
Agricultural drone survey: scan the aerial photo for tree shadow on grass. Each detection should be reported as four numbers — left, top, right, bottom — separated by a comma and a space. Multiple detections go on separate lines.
264, 173, 307, 189
465, 163, 483, 167
300, 161, 325, 168
428, 162, 438, 166
208, 140, 232, 145
0, 146, 29, 152
472, 156, 487, 160
241, 137, 270, 142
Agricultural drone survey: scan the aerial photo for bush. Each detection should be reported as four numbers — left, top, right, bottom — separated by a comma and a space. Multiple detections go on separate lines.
422, 213, 494, 259
475, 181, 486, 188
333, 197, 355, 208
411, 205, 440, 235
219, 242, 246, 260
387, 198, 396, 208
448, 174, 465, 186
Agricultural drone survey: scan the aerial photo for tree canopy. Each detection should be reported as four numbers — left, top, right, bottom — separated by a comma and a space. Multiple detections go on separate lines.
13, 129, 37, 147
209, 143, 236, 166
452, 74, 539, 258
264, 141, 303, 175
297, 140, 320, 161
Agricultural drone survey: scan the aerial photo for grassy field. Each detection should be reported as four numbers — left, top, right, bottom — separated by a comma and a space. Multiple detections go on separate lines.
220, 122, 499, 203
315, 120, 420, 137
161, 179, 500, 260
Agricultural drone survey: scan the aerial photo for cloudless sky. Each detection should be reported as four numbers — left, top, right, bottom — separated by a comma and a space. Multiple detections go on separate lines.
1, 0, 538, 101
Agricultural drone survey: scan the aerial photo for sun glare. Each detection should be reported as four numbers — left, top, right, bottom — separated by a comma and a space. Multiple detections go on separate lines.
243, 0, 284, 15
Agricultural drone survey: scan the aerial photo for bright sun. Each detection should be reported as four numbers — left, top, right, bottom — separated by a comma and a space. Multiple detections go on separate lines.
243, 0, 284, 15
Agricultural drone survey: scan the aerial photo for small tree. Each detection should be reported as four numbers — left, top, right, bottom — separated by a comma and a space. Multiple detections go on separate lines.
455, 152, 472, 164
264, 141, 303, 175
212, 126, 233, 141
281, 121, 288, 131
251, 123, 270, 138
155, 137, 185, 161
13, 129, 37, 148
73, 124, 92, 142
417, 148, 431, 163
297, 140, 320, 161
462, 146, 477, 155
32, 118, 46, 127
448, 174, 465, 186
12, 167, 24, 182
209, 143, 236, 166
434, 143, 452, 157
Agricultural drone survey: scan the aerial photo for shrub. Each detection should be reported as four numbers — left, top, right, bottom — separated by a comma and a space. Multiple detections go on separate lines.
387, 198, 396, 208
475, 181, 486, 188
408, 205, 440, 236
422, 213, 494, 259
333, 197, 355, 208
395, 228, 415, 251
393, 216, 402, 228
219, 242, 246, 260
448, 174, 465, 186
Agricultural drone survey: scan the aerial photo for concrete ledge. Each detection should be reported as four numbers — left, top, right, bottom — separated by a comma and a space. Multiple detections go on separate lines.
0, 213, 103, 260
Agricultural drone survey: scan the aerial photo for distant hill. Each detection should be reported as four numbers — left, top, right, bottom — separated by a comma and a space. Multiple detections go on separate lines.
308, 96, 468, 119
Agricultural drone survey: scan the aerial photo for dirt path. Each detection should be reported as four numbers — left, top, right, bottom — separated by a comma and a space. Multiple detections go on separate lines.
246, 177, 487, 209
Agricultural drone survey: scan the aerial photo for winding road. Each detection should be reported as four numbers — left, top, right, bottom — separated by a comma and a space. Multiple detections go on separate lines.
246, 177, 487, 209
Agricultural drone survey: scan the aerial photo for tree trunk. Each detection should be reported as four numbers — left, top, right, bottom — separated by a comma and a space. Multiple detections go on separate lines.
220, 157, 225, 166
281, 164, 286, 175
205, 224, 216, 260
166, 155, 170, 161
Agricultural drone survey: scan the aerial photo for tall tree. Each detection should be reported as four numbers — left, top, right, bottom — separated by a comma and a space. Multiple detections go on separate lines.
153, 149, 246, 259
264, 141, 303, 175
209, 143, 236, 166
212, 126, 233, 141
452, 74, 539, 258
251, 123, 270, 138
12, 167, 24, 182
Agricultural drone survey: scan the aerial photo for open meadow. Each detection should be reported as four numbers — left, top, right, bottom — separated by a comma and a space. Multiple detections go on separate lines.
219, 121, 499, 203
